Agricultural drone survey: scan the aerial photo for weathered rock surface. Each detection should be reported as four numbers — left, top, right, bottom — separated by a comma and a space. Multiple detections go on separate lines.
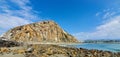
25, 44, 120, 57
0, 44, 119, 57
2, 21, 78, 43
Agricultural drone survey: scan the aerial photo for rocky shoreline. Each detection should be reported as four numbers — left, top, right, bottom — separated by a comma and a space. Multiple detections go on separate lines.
0, 44, 120, 57
0, 21, 120, 57
25, 44, 120, 57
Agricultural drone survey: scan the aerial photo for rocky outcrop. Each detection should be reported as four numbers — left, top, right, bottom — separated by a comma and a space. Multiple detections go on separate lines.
25, 44, 120, 57
2, 21, 78, 43
0, 44, 119, 57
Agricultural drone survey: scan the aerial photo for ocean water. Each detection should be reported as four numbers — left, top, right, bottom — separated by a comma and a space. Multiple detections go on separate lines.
66, 43, 120, 52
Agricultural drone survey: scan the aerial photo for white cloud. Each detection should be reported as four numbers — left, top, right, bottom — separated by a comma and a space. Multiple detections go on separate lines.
103, 12, 116, 19
0, 14, 32, 29
0, 0, 39, 35
0, 0, 38, 20
95, 12, 101, 16
74, 16, 120, 40
95, 8, 120, 20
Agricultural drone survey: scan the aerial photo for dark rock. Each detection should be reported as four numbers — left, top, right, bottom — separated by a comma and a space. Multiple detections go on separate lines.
25, 48, 34, 53
0, 37, 21, 47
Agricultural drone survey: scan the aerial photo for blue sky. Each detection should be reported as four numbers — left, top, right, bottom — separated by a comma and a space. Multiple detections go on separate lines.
0, 0, 120, 40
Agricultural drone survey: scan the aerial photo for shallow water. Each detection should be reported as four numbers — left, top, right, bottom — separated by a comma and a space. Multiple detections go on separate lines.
66, 43, 120, 52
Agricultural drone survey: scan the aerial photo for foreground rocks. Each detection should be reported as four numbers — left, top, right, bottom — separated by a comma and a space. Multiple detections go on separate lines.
0, 44, 119, 57
0, 38, 22, 47
25, 44, 120, 57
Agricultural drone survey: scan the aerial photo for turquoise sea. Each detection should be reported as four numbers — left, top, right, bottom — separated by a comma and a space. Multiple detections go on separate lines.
66, 43, 120, 52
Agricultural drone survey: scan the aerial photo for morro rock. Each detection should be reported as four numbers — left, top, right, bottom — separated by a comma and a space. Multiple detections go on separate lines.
2, 21, 78, 43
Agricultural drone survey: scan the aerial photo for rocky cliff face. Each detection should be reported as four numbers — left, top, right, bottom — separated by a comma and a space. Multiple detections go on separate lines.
2, 21, 78, 43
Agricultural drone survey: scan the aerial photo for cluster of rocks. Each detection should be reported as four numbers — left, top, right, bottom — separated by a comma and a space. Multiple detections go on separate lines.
25, 44, 120, 57
0, 44, 119, 57
0, 37, 22, 47
0, 47, 25, 55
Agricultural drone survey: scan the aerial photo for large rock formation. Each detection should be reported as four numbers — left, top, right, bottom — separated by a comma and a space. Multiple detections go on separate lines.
2, 21, 78, 43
